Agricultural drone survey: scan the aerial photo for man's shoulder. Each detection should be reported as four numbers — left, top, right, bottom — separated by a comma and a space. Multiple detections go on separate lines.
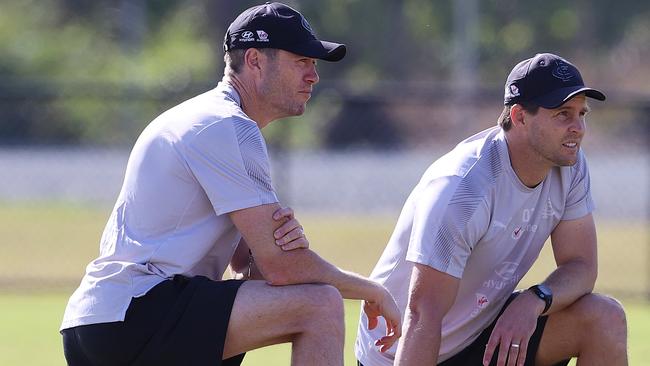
425, 127, 503, 181
179, 87, 251, 124
153, 87, 256, 141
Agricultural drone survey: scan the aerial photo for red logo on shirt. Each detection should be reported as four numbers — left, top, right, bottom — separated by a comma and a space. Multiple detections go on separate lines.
476, 293, 489, 308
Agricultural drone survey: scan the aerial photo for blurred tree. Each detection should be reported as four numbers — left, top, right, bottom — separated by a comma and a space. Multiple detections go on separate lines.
0, 0, 647, 146
0, 0, 216, 145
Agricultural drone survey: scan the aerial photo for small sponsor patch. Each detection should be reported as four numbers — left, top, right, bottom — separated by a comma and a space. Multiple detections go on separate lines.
239, 31, 255, 42
256, 30, 269, 41
509, 84, 520, 97
476, 293, 489, 308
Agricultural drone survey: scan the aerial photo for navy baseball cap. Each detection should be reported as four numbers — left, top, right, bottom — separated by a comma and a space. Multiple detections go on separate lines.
223, 2, 346, 62
504, 53, 605, 108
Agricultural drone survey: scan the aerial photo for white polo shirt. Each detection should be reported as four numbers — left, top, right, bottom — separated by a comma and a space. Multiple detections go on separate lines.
356, 127, 594, 365
61, 80, 278, 330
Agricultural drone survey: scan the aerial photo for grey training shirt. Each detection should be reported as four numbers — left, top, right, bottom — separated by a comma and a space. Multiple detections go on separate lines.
356, 127, 594, 365
61, 80, 278, 330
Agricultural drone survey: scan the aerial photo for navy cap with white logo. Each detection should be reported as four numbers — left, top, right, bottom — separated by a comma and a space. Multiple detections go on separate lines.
504, 53, 605, 108
223, 2, 346, 62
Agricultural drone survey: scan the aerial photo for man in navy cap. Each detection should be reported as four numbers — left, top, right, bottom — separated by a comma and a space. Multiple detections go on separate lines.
356, 53, 628, 366
60, 3, 400, 365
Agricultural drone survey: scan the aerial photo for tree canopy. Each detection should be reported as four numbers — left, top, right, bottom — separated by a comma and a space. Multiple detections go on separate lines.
1, 0, 648, 146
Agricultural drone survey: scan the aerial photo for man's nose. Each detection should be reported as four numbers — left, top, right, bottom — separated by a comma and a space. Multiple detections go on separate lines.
570, 116, 586, 135
306, 64, 319, 85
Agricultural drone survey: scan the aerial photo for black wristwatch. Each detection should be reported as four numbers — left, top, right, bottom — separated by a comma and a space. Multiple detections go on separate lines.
528, 284, 553, 315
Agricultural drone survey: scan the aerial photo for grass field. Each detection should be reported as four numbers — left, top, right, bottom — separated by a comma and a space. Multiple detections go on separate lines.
1, 203, 648, 365
0, 294, 649, 365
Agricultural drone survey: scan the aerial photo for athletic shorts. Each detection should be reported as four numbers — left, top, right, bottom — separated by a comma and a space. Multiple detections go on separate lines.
358, 292, 570, 366
62, 275, 246, 366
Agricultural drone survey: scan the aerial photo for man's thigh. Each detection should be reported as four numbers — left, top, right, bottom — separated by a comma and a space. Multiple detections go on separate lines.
439, 292, 569, 366
222, 280, 344, 359
535, 293, 625, 365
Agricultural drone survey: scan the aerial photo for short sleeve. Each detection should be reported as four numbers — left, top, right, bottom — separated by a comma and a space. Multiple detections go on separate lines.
562, 151, 595, 221
184, 117, 278, 215
405, 176, 485, 278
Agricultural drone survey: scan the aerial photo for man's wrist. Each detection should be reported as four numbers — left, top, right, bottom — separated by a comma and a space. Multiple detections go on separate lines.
528, 284, 553, 315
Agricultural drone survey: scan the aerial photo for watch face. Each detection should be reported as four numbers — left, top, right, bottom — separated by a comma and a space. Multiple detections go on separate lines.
537, 284, 552, 297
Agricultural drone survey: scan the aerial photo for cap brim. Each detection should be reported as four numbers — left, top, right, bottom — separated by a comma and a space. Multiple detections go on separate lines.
288, 39, 346, 62
532, 86, 606, 109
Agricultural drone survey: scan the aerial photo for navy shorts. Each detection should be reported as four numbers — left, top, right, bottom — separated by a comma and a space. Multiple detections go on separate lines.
437, 293, 569, 366
62, 275, 246, 366
359, 292, 570, 366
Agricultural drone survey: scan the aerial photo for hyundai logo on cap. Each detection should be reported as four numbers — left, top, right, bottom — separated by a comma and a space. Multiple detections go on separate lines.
504, 53, 605, 108
223, 2, 346, 62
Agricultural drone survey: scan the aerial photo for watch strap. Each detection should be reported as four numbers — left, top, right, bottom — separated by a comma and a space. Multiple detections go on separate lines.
528, 284, 552, 314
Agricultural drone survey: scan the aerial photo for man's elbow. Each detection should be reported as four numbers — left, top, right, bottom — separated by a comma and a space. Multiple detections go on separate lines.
256, 262, 296, 286
254, 250, 321, 286
586, 268, 598, 292
264, 272, 293, 286
406, 300, 439, 327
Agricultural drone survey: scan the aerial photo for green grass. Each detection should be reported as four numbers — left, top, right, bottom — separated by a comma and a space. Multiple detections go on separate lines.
0, 203, 648, 364
1, 204, 648, 295
0, 295, 648, 365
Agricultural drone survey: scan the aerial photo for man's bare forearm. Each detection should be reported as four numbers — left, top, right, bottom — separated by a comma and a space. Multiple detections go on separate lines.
541, 258, 597, 314
230, 203, 388, 302
541, 214, 598, 314
255, 248, 385, 300
395, 310, 441, 365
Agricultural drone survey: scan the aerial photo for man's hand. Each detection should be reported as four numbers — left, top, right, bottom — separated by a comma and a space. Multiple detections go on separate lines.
483, 291, 545, 366
272, 207, 308, 251
363, 287, 402, 353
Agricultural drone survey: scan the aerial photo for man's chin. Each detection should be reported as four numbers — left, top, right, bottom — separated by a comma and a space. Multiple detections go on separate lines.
556, 158, 578, 167
290, 105, 307, 117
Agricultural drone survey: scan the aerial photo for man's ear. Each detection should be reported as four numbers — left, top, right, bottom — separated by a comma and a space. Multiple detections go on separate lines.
244, 48, 262, 72
509, 104, 526, 127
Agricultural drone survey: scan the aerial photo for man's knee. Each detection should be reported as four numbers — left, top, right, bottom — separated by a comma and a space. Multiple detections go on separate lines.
310, 284, 345, 319
573, 293, 627, 334
296, 284, 345, 336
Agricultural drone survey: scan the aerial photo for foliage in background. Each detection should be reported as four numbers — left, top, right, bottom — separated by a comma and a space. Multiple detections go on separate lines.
0, 0, 216, 144
0, 0, 649, 146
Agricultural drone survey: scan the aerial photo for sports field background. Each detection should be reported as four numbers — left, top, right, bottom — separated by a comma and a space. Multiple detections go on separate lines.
2, 1, 649, 364
1, 204, 648, 365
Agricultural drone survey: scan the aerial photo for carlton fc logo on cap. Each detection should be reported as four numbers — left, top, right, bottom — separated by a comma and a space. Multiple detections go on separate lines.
552, 60, 575, 82
301, 16, 314, 35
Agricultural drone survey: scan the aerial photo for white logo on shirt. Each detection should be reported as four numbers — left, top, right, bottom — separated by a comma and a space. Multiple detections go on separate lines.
495, 261, 518, 280
492, 220, 508, 229
484, 262, 521, 290
541, 198, 555, 219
